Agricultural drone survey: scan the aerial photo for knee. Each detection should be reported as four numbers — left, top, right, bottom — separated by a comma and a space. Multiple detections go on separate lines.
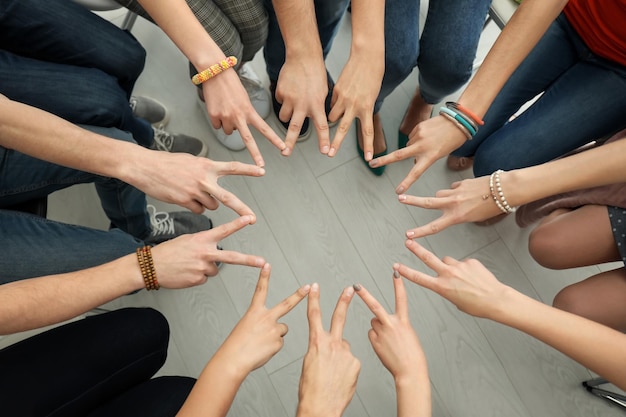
418, 56, 473, 100
553, 284, 588, 317
79, 71, 132, 126
528, 224, 566, 270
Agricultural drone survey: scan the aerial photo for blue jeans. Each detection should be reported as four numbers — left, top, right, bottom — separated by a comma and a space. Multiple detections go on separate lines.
0, 0, 154, 147
263, 0, 351, 82
0, 126, 150, 283
452, 14, 626, 177
376, 0, 491, 113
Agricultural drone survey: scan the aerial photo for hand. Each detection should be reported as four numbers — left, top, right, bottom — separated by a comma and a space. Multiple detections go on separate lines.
353, 277, 426, 383
326, 53, 384, 159
150, 215, 264, 286
213, 263, 311, 377
368, 115, 468, 194
395, 239, 510, 319
297, 284, 361, 417
274, 56, 329, 156
131, 151, 264, 218
201, 69, 286, 166
399, 175, 501, 238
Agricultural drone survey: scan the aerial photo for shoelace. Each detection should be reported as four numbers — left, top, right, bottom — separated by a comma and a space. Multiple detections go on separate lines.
152, 126, 174, 151
148, 204, 175, 236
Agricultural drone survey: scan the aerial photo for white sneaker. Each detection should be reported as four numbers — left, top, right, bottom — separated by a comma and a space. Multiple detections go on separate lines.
197, 96, 247, 151
237, 63, 271, 119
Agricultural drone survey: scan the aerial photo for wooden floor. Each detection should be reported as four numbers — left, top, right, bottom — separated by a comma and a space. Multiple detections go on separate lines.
20, 6, 625, 417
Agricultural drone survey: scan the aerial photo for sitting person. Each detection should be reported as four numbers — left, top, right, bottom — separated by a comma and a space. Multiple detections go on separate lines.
116, 0, 274, 153
0, 96, 264, 282
395, 128, 626, 332
368, 0, 626, 194
263, 0, 385, 159
0, 0, 207, 157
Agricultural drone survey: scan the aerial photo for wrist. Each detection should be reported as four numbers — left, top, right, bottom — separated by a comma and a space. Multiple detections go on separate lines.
296, 401, 342, 417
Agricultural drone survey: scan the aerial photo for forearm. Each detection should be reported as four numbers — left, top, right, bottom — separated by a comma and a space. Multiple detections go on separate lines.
501, 138, 626, 207
176, 350, 246, 417
458, 0, 568, 116
272, 0, 323, 61
0, 255, 144, 334
0, 97, 144, 182
395, 361, 432, 417
136, 0, 226, 71
492, 288, 626, 391
349, 0, 385, 64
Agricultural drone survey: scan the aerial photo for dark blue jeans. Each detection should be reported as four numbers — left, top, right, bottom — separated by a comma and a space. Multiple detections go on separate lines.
0, 308, 195, 417
452, 14, 626, 177
0, 0, 154, 147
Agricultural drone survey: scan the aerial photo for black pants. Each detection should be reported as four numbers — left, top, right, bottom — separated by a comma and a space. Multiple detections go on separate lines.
0, 308, 195, 417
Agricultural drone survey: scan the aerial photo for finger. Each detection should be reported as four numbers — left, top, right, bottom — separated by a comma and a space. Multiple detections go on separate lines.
209, 185, 255, 219
249, 114, 287, 155
306, 283, 324, 342
359, 116, 374, 162
404, 239, 448, 273
404, 219, 451, 239
283, 112, 308, 155
311, 111, 331, 155
215, 160, 266, 178
392, 269, 409, 319
395, 160, 430, 195
205, 215, 254, 241
328, 113, 353, 158
397, 194, 447, 210
393, 262, 440, 295
368, 146, 415, 169
353, 284, 390, 325
213, 248, 265, 268
270, 282, 311, 319
250, 263, 272, 309
329, 286, 355, 339
237, 121, 265, 167
194, 194, 220, 212
442, 256, 460, 266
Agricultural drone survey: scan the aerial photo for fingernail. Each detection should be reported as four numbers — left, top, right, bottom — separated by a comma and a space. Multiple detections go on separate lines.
345, 286, 354, 296
241, 215, 252, 223
396, 186, 405, 194
258, 258, 266, 267
322, 145, 329, 154
282, 148, 291, 156
353, 283, 362, 292
258, 167, 266, 175
302, 284, 311, 292
406, 231, 414, 238
393, 262, 401, 270
366, 151, 372, 161
369, 159, 379, 167
328, 147, 336, 157
258, 160, 265, 168
311, 282, 319, 292
405, 239, 414, 246
393, 270, 400, 279
398, 194, 407, 202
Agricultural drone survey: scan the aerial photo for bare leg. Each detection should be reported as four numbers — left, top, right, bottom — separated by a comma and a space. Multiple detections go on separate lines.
528, 205, 626, 331
399, 88, 433, 137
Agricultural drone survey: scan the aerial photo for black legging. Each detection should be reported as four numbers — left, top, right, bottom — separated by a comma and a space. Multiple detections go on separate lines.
0, 307, 195, 417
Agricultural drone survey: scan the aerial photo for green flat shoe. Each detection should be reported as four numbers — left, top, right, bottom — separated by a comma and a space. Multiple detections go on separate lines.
356, 118, 387, 176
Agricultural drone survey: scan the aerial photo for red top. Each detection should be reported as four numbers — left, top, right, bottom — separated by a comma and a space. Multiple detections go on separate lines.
563, 0, 626, 66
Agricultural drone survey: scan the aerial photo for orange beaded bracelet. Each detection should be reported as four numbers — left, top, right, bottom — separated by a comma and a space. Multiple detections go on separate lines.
191, 56, 238, 85
136, 246, 160, 291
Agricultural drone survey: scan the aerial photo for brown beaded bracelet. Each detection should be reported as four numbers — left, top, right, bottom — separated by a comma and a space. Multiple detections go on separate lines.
136, 246, 160, 291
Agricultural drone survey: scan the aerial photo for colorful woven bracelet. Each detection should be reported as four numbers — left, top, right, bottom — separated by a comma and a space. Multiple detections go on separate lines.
446, 101, 485, 126
439, 106, 477, 136
191, 56, 238, 85
136, 246, 160, 291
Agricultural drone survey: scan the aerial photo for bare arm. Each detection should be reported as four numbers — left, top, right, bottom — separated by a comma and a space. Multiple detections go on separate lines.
134, 0, 285, 166
401, 135, 626, 238
0, 96, 264, 216
370, 0, 570, 192
327, 0, 385, 159
176, 264, 310, 417
0, 217, 263, 335
398, 240, 626, 392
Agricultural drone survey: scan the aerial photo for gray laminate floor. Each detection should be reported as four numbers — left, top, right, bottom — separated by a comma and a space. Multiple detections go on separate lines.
13, 5, 624, 417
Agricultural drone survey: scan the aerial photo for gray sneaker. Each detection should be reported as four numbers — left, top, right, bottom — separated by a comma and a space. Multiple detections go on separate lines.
144, 204, 213, 245
152, 126, 208, 157
130, 96, 170, 127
